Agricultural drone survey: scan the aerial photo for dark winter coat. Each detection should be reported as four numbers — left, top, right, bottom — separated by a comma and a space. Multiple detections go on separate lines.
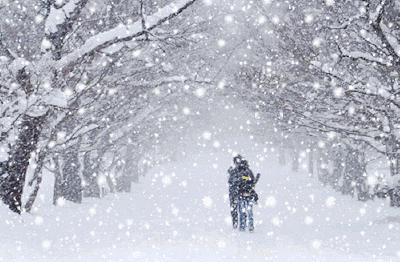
228, 166, 241, 197
238, 167, 258, 201
229, 165, 259, 203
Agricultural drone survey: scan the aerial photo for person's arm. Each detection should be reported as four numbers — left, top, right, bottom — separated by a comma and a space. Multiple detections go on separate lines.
254, 173, 261, 184
228, 167, 234, 185
248, 169, 255, 181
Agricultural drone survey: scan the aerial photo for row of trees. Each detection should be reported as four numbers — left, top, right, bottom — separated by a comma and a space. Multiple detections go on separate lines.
235, 0, 400, 201
0, 0, 203, 213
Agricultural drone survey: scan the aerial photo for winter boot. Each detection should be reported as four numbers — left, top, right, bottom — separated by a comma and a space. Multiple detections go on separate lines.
233, 220, 238, 229
249, 226, 254, 233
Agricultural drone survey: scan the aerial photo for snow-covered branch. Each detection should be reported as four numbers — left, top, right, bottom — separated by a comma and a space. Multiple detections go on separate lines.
45, 0, 88, 35
57, 0, 197, 68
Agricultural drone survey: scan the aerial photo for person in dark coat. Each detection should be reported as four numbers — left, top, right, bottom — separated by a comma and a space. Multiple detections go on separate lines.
228, 155, 242, 229
228, 155, 260, 231
237, 160, 259, 232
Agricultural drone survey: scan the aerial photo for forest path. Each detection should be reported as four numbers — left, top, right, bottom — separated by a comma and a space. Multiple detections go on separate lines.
2, 150, 400, 261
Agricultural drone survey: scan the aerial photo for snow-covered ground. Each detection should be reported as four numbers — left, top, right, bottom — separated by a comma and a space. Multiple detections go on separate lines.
1, 148, 400, 262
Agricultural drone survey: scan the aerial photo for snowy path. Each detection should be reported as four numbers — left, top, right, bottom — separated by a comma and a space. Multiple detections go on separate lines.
1, 153, 400, 261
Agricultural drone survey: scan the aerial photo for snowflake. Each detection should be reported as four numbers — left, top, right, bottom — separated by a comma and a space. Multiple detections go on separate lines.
202, 131, 212, 140
348, 106, 355, 115
202, 196, 213, 208
304, 14, 314, 24
162, 175, 172, 186
213, 140, 221, 148
64, 88, 73, 97
217, 240, 226, 248
304, 216, 314, 225
195, 87, 206, 98
217, 39, 226, 47
327, 131, 336, 140
224, 216, 232, 225
224, 15, 234, 23
311, 239, 322, 249
153, 88, 161, 95
258, 16, 267, 25
182, 107, 191, 115
89, 207, 97, 216
333, 87, 344, 98
56, 197, 66, 207
265, 196, 277, 208
34, 216, 44, 226
97, 175, 107, 186
271, 216, 282, 227
325, 196, 336, 208
108, 88, 117, 95
312, 37, 322, 48
272, 16, 280, 24
35, 15, 44, 24
172, 207, 179, 216
126, 219, 133, 226
41, 38, 52, 50
325, 0, 335, 6
42, 240, 52, 250
132, 50, 141, 57
57, 131, 66, 141
78, 108, 86, 115
217, 80, 226, 89
76, 83, 86, 91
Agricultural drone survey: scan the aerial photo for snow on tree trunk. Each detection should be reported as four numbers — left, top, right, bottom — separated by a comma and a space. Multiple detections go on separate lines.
278, 148, 286, 166
331, 146, 346, 191
82, 151, 100, 198
131, 168, 139, 184
342, 147, 366, 198
317, 149, 329, 186
1, 114, 46, 213
308, 150, 314, 176
115, 176, 131, 193
24, 150, 47, 213
291, 149, 299, 173
53, 157, 62, 205
60, 146, 82, 204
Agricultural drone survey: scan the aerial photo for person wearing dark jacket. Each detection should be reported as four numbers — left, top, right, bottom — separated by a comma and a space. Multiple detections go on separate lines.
228, 155, 242, 229
228, 155, 260, 232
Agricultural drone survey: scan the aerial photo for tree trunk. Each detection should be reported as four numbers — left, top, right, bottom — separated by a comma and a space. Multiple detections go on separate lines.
396, 153, 400, 176
53, 157, 63, 205
331, 146, 345, 190
308, 150, 314, 176
0, 114, 46, 213
116, 176, 131, 192
389, 153, 398, 177
24, 150, 47, 212
106, 175, 115, 193
82, 151, 100, 198
132, 168, 139, 183
291, 149, 299, 172
278, 148, 286, 166
316, 149, 329, 185
61, 148, 82, 204
24, 176, 42, 213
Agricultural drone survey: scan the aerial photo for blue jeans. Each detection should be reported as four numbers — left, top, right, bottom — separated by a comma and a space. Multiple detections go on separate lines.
239, 197, 254, 231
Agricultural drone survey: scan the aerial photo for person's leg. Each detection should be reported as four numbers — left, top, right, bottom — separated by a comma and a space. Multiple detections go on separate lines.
239, 198, 247, 231
230, 194, 238, 228
247, 200, 254, 232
